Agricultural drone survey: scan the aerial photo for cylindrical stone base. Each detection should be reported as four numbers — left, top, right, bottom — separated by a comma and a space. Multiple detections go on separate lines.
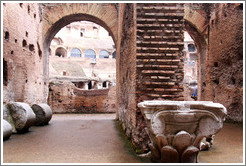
31, 103, 53, 126
7, 102, 36, 133
3, 119, 13, 140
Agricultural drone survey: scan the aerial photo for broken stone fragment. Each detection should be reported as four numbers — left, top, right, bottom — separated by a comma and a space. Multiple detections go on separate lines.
31, 103, 53, 126
3, 104, 16, 133
3, 119, 12, 140
7, 102, 36, 133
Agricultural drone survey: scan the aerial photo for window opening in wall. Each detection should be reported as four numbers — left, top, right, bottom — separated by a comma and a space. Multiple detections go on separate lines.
22, 40, 27, 47
80, 28, 85, 37
3, 59, 8, 86
70, 48, 81, 57
29, 44, 35, 51
73, 82, 85, 89
88, 81, 92, 90
26, 31, 28, 37
85, 49, 96, 59
103, 81, 107, 88
112, 51, 116, 59
27, 5, 30, 14
99, 50, 109, 58
55, 47, 67, 57
183, 31, 198, 101
5, 31, 9, 41
19, 3, 23, 7
188, 44, 196, 52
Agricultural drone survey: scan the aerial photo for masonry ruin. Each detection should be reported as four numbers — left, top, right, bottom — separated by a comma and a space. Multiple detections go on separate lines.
2, 2, 243, 162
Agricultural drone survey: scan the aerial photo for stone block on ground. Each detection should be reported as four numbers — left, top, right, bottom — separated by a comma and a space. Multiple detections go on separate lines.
3, 119, 13, 140
7, 102, 36, 133
31, 103, 53, 126
3, 104, 16, 133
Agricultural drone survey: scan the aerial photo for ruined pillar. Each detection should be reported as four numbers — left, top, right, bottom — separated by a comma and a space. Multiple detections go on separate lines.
3, 119, 12, 140
138, 100, 227, 163
31, 103, 53, 125
7, 102, 36, 133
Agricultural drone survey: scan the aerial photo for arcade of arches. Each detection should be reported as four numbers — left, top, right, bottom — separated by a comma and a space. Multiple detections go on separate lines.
2, 3, 243, 155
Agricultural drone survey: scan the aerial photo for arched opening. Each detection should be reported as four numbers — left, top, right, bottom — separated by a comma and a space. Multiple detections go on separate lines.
99, 50, 109, 58
55, 47, 67, 57
70, 48, 82, 57
88, 81, 92, 90
85, 49, 96, 59
44, 14, 116, 114
112, 51, 116, 59
102, 81, 107, 88
184, 20, 208, 101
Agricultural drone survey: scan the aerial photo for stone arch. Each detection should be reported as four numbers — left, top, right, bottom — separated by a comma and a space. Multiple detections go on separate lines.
99, 50, 109, 58
42, 3, 118, 99
184, 6, 208, 101
55, 47, 67, 57
85, 49, 96, 59
43, 3, 117, 47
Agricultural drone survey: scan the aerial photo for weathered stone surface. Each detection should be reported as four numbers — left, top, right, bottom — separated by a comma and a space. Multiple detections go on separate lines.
138, 100, 227, 163
31, 103, 53, 126
7, 102, 36, 133
3, 119, 12, 140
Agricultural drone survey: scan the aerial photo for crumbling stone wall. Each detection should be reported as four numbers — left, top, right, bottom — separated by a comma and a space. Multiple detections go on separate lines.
48, 80, 116, 113
206, 3, 243, 122
3, 3, 45, 104
184, 3, 243, 122
116, 3, 137, 140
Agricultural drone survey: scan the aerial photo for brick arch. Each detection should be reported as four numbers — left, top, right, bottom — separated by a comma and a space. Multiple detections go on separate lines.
184, 5, 207, 34
41, 3, 118, 99
42, 3, 118, 45
184, 6, 208, 101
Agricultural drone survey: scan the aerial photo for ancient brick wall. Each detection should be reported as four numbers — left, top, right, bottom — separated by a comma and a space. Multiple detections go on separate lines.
48, 81, 116, 113
117, 3, 185, 153
135, 3, 185, 153
206, 3, 243, 122
136, 3, 185, 102
116, 3, 137, 138
3, 3, 45, 104
184, 3, 243, 122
